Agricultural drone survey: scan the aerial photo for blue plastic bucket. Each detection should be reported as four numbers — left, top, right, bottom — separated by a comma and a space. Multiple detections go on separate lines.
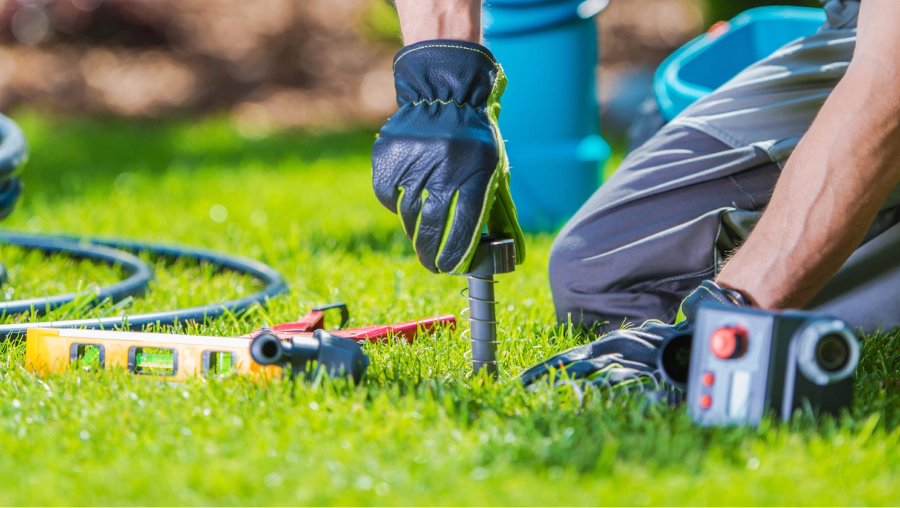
654, 6, 827, 121
484, 0, 610, 232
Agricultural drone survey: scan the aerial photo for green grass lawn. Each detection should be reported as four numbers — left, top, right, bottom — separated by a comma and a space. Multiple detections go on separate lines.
0, 111, 898, 505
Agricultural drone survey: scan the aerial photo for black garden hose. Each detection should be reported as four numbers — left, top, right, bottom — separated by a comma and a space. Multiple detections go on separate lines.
0, 113, 290, 340
0, 233, 289, 340
0, 233, 154, 317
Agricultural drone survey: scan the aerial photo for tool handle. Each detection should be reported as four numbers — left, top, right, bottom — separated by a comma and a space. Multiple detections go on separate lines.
335, 315, 457, 343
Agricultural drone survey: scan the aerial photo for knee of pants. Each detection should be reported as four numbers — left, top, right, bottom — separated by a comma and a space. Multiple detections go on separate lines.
549, 222, 623, 330
549, 209, 711, 331
549, 233, 699, 333
548, 232, 576, 323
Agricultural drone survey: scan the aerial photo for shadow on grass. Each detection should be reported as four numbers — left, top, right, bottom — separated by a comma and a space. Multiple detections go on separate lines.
12, 110, 378, 198
303, 228, 412, 257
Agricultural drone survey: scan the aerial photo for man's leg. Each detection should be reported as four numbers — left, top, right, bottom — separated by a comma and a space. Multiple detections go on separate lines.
549, 124, 780, 331
550, 0, 891, 332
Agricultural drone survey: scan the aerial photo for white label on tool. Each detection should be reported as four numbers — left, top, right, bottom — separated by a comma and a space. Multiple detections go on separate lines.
729, 371, 752, 420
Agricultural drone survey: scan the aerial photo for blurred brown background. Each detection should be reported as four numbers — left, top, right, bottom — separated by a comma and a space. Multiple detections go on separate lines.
0, 0, 817, 133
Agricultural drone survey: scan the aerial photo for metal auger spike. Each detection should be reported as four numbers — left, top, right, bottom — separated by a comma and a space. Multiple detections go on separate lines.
462, 235, 516, 377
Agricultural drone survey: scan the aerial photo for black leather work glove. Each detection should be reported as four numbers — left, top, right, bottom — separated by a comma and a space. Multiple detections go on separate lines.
372, 40, 525, 274
519, 280, 750, 390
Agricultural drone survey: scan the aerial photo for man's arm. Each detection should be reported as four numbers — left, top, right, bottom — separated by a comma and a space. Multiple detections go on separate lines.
372, 1, 526, 274
716, 0, 900, 309
394, 0, 481, 44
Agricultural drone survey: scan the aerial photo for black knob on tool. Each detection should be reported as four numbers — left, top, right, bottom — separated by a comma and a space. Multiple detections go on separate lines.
658, 333, 693, 390
250, 329, 369, 383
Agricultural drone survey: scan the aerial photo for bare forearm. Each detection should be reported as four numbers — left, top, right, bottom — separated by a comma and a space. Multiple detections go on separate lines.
394, 0, 482, 44
717, 58, 900, 308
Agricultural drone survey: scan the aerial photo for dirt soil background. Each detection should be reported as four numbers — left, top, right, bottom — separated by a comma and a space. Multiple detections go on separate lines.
0, 0, 739, 131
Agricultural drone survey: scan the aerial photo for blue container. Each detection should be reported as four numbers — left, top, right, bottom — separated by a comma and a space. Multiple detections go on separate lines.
654, 6, 827, 121
484, 0, 610, 232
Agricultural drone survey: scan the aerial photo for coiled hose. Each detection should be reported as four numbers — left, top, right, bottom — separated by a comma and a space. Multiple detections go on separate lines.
0, 233, 289, 340
0, 113, 289, 340
0, 233, 154, 316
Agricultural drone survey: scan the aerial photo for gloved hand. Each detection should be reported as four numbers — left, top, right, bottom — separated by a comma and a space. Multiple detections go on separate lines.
372, 40, 525, 274
519, 280, 750, 389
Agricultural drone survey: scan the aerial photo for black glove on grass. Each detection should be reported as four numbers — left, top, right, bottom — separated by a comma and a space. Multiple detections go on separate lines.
520, 280, 750, 389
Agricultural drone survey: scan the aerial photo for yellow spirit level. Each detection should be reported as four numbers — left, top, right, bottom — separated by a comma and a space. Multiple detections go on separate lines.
26, 327, 279, 381
24, 304, 456, 381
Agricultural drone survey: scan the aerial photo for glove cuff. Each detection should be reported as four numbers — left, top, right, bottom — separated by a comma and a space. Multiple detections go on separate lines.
676, 280, 750, 325
392, 40, 501, 109
719, 285, 753, 307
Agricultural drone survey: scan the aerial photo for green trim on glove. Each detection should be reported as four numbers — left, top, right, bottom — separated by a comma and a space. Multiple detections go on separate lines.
444, 64, 526, 275
437, 190, 461, 264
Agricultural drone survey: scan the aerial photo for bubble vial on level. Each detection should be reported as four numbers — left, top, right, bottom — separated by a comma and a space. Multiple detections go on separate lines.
130, 347, 176, 376
205, 351, 235, 376
71, 343, 105, 371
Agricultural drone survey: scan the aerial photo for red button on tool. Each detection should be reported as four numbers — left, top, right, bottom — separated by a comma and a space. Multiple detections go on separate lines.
710, 325, 748, 359
702, 372, 715, 387
699, 394, 712, 409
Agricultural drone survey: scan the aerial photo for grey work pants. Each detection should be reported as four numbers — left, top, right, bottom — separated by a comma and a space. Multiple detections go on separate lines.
550, 0, 900, 333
